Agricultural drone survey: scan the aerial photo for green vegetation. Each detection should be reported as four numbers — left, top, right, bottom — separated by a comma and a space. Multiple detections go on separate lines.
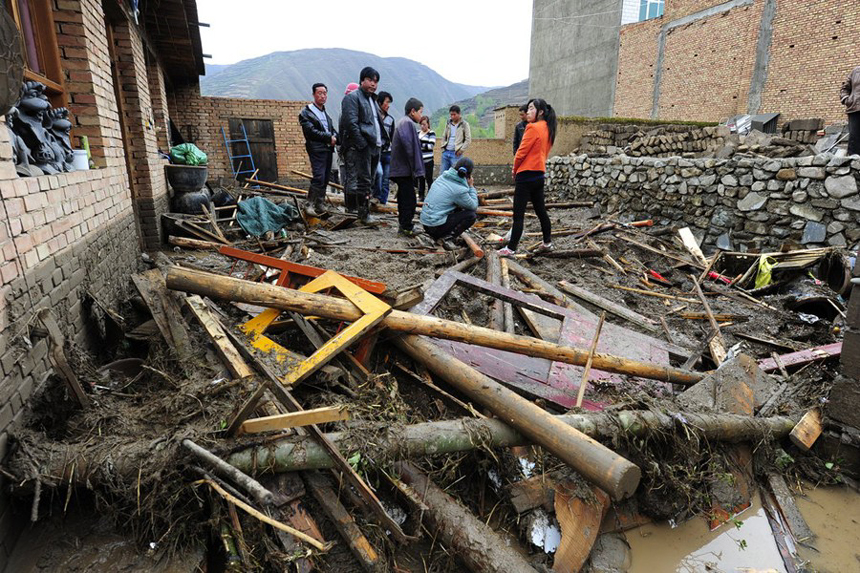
558, 115, 718, 127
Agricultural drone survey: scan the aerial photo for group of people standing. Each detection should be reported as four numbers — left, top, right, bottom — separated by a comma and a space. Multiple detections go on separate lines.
298, 65, 558, 256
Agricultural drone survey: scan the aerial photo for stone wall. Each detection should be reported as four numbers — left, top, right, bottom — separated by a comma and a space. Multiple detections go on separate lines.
546, 152, 860, 251
167, 85, 310, 182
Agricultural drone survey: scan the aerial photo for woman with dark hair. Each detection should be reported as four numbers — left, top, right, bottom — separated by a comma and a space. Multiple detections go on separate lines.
420, 157, 478, 249
417, 116, 436, 201
498, 98, 557, 256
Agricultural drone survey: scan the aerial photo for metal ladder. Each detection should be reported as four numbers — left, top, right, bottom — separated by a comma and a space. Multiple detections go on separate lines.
221, 123, 257, 180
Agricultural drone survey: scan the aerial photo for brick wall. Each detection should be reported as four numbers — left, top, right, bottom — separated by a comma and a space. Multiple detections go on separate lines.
614, 0, 860, 124
167, 85, 311, 182
0, 0, 188, 565
660, 3, 764, 121
760, 2, 860, 123
615, 17, 662, 119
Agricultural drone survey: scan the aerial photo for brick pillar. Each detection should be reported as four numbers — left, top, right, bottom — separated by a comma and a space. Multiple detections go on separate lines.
53, 0, 125, 169
110, 19, 167, 250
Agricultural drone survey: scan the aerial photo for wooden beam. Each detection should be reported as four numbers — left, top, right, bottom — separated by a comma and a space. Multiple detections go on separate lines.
185, 295, 254, 379
558, 280, 659, 333
239, 407, 351, 435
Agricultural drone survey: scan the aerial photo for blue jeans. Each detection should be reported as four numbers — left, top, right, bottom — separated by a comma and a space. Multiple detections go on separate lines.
440, 149, 457, 173
373, 151, 392, 203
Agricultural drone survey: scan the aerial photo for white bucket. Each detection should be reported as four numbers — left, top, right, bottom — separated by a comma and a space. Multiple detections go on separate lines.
72, 149, 89, 171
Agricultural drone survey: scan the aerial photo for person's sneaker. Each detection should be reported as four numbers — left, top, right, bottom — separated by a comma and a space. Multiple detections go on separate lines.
357, 213, 380, 226
314, 200, 328, 215
416, 234, 436, 249
534, 242, 554, 253
441, 239, 459, 251
369, 197, 380, 206
498, 247, 516, 257
305, 203, 319, 217
398, 227, 416, 237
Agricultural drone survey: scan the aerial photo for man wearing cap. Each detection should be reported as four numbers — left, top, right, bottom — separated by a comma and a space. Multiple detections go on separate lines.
298, 83, 337, 216
341, 67, 384, 224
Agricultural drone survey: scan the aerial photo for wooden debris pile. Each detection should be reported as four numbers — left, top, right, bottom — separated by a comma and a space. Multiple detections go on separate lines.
3, 187, 856, 572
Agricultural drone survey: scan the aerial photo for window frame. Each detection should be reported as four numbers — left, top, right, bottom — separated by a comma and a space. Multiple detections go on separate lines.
6, 0, 67, 108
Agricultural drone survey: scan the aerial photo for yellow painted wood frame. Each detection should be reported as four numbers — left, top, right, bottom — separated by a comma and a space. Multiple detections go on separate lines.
240, 271, 390, 389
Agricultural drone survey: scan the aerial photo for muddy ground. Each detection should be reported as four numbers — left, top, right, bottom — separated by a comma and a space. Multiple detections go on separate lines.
3, 185, 856, 572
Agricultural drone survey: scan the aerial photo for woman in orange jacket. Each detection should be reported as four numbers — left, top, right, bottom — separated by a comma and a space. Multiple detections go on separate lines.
498, 98, 557, 256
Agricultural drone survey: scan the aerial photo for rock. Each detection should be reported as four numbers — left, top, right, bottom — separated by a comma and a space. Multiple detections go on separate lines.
802, 221, 827, 244
792, 191, 808, 202
828, 233, 847, 247
824, 175, 858, 198
827, 375, 860, 428
828, 221, 846, 234
677, 354, 774, 414
588, 533, 632, 571
789, 204, 824, 221
737, 192, 767, 211
716, 232, 733, 250
786, 118, 824, 132
797, 167, 826, 179
776, 168, 797, 181
699, 174, 717, 186
842, 196, 860, 211
721, 174, 738, 187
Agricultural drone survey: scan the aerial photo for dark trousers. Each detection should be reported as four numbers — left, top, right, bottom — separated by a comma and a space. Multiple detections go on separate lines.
507, 174, 551, 251
391, 176, 417, 231
344, 146, 379, 212
307, 148, 332, 204
418, 159, 434, 201
424, 209, 477, 240
849, 112, 860, 156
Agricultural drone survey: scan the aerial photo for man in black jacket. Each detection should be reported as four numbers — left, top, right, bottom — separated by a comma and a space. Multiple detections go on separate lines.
512, 103, 528, 155
299, 83, 337, 216
341, 67, 383, 224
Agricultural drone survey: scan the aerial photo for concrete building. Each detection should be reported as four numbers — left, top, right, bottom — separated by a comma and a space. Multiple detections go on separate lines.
531, 0, 860, 123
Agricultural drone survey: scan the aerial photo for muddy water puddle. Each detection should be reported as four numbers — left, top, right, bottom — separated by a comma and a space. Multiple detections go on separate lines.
624, 484, 860, 573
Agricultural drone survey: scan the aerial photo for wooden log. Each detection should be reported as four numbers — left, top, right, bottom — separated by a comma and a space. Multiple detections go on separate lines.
394, 334, 642, 501
222, 411, 797, 476
245, 178, 308, 196
757, 343, 842, 373
395, 461, 538, 573
558, 280, 659, 333
169, 235, 225, 250
692, 276, 727, 365
166, 267, 705, 386
486, 251, 504, 330
531, 248, 604, 259
182, 439, 275, 507
766, 473, 815, 545
291, 169, 345, 191
38, 310, 90, 408
462, 232, 485, 258
608, 284, 701, 304
576, 312, 605, 408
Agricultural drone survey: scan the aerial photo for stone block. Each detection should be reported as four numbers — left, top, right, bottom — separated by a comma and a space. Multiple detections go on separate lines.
842, 329, 860, 380
789, 204, 824, 221
797, 167, 826, 179
678, 354, 774, 414
776, 168, 796, 181
737, 192, 767, 212
802, 222, 827, 244
824, 175, 858, 199
828, 376, 860, 428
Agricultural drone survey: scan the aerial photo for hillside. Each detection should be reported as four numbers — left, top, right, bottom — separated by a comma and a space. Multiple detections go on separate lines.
430, 79, 530, 138
200, 49, 489, 118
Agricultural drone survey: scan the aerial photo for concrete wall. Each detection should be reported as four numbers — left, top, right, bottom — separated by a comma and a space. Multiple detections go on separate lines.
529, 0, 623, 117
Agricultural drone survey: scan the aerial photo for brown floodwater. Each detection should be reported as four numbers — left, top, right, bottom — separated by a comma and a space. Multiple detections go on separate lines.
624, 484, 860, 573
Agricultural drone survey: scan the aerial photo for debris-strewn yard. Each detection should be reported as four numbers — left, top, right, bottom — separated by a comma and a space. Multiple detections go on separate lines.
5, 181, 858, 572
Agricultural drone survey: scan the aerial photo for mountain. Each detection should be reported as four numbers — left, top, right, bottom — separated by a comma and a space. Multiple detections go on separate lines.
430, 79, 530, 136
204, 64, 231, 78
200, 48, 490, 118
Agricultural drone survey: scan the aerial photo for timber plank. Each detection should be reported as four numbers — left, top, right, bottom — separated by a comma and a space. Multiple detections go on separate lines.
239, 407, 351, 435
558, 280, 659, 333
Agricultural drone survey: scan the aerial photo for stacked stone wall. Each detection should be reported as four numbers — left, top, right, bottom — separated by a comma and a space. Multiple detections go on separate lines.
546, 152, 860, 251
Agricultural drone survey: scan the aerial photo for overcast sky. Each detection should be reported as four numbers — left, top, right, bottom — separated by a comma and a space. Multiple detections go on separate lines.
196, 0, 533, 87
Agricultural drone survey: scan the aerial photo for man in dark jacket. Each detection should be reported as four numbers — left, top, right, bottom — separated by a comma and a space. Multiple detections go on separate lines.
841, 66, 860, 156
512, 103, 528, 155
299, 83, 337, 216
341, 67, 383, 224
389, 97, 426, 236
